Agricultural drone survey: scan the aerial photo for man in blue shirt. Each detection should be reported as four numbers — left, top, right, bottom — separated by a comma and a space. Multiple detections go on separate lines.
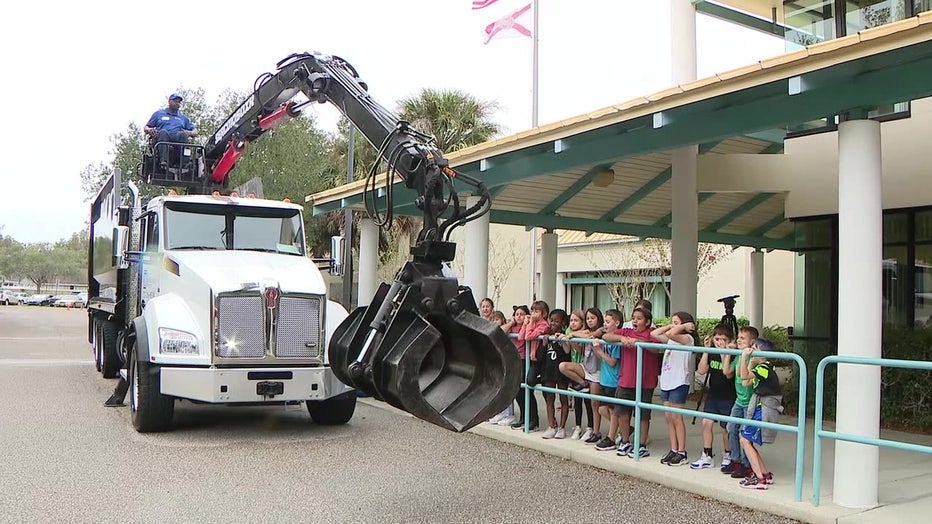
144, 93, 197, 169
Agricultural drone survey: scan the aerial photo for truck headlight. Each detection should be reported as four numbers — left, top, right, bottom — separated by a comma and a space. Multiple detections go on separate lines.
158, 328, 199, 355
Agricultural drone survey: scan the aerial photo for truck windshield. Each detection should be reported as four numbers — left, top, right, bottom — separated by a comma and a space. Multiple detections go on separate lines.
163, 201, 305, 256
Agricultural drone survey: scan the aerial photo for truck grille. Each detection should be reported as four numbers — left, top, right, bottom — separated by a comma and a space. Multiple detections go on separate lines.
276, 296, 322, 358
214, 292, 323, 361
216, 295, 265, 358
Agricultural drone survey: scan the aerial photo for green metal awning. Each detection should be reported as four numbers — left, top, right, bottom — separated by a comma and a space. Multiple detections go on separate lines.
308, 15, 932, 250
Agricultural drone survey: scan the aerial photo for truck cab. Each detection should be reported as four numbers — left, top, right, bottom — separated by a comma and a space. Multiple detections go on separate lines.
88, 170, 355, 432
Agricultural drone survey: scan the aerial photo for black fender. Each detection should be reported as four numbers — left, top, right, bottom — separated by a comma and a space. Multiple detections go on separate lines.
131, 317, 150, 363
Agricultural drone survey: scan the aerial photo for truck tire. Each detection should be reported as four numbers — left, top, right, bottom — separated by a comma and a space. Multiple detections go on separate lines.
129, 341, 174, 433
306, 390, 357, 425
100, 320, 121, 379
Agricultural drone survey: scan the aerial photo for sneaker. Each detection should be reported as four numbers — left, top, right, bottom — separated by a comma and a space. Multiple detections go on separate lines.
667, 451, 688, 467
721, 462, 736, 475
580, 428, 594, 441
570, 381, 589, 393
496, 416, 516, 426
740, 474, 769, 490
511, 420, 538, 431
555, 427, 566, 439
615, 434, 623, 447
730, 464, 748, 479
488, 413, 505, 424
720, 452, 732, 470
689, 452, 713, 470
626, 446, 650, 459
542, 427, 557, 439
616, 441, 633, 456
595, 437, 616, 451
570, 426, 582, 440
660, 450, 676, 464
584, 432, 602, 444
762, 472, 774, 485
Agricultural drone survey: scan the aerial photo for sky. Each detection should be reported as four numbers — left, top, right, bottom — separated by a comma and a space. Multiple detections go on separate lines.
0, 0, 783, 244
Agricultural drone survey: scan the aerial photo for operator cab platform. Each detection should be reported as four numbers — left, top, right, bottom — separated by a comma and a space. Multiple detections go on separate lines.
142, 139, 206, 190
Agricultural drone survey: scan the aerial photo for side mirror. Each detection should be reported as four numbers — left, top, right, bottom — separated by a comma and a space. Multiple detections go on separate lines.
330, 236, 345, 276
112, 226, 130, 269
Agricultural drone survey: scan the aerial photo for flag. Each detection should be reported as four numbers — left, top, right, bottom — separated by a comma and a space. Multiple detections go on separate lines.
481, 2, 532, 44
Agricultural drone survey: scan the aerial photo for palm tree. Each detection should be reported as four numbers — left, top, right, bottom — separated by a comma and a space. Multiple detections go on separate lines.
398, 88, 502, 153
324, 89, 503, 252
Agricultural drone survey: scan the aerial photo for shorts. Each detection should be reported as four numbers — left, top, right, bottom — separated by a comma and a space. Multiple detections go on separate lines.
703, 398, 735, 429
660, 384, 689, 404
596, 386, 616, 400
614, 387, 653, 420
741, 405, 764, 445
585, 370, 601, 383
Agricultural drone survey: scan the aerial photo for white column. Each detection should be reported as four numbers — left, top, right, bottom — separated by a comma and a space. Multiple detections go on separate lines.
670, 0, 697, 85
670, 0, 698, 315
539, 231, 558, 309
748, 249, 764, 329
834, 119, 882, 509
464, 196, 490, 301
555, 273, 566, 311
357, 218, 379, 306
671, 147, 698, 314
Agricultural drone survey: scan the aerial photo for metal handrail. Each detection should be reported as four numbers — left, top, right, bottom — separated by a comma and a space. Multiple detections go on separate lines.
506, 332, 808, 502
812, 355, 932, 506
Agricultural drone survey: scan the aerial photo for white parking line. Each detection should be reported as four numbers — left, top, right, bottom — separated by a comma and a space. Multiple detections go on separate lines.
0, 359, 93, 366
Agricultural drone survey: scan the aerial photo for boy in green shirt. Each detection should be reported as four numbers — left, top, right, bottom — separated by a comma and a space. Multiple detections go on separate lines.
722, 326, 758, 479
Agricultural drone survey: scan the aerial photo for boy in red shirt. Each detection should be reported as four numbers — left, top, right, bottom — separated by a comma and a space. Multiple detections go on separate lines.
603, 307, 660, 458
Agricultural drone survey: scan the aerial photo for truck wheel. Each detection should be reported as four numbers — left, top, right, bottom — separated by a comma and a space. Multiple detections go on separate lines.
129, 342, 174, 433
100, 320, 120, 379
306, 390, 357, 425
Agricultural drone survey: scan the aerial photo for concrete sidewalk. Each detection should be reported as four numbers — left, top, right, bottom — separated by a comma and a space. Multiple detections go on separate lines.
361, 395, 932, 524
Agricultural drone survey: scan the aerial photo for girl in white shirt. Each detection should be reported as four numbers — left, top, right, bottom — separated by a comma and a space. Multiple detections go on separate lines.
651, 312, 699, 467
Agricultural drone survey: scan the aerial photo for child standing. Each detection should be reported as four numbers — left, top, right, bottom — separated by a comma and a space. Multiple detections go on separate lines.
690, 324, 736, 470
738, 338, 783, 490
511, 301, 551, 430
557, 310, 595, 439
603, 307, 660, 458
479, 298, 495, 321
651, 312, 699, 466
724, 326, 759, 478
590, 309, 623, 450
488, 310, 516, 426
541, 309, 571, 439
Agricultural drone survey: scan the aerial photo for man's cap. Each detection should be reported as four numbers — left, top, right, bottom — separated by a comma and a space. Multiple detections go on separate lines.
169, 93, 184, 101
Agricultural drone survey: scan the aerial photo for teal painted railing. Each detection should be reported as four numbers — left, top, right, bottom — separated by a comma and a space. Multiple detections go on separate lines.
508, 334, 808, 502
812, 355, 932, 506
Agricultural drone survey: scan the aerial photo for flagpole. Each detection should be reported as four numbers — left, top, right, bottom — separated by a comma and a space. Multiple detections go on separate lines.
528, 0, 539, 300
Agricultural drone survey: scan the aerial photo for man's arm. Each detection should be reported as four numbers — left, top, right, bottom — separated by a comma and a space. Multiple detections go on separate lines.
184, 116, 197, 137
144, 111, 160, 137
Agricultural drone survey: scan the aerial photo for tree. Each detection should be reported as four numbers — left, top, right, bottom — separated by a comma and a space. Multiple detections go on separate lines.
637, 238, 734, 302
575, 239, 666, 313
397, 88, 502, 151
488, 236, 521, 306
19, 244, 56, 293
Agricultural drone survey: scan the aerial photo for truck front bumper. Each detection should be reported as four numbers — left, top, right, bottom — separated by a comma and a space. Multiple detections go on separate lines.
159, 366, 353, 403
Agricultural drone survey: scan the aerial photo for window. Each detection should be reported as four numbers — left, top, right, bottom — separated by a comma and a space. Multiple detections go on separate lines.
143, 214, 159, 252
163, 202, 305, 256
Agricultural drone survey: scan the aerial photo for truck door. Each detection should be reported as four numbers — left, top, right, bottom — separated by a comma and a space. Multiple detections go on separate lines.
139, 213, 161, 310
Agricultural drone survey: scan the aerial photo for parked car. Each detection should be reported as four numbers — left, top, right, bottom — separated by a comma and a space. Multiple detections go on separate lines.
24, 294, 55, 306
54, 295, 85, 308
0, 291, 18, 305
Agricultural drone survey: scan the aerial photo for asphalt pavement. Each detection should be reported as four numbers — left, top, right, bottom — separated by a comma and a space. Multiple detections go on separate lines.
0, 305, 798, 523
